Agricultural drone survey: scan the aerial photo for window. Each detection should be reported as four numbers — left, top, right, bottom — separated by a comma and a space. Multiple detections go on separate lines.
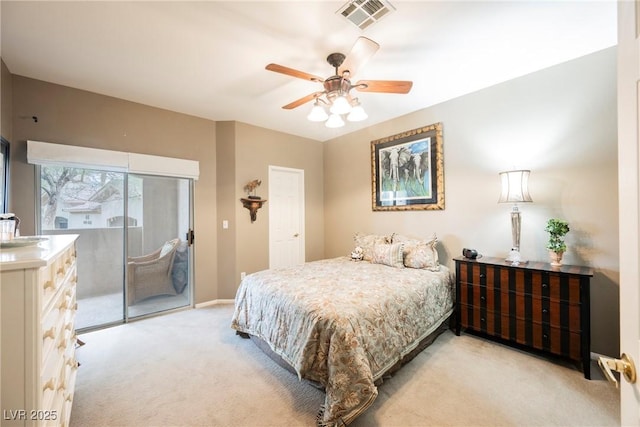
39, 166, 142, 231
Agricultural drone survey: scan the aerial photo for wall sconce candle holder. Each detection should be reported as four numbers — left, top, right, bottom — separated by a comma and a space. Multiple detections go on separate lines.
241, 179, 265, 222
241, 198, 267, 223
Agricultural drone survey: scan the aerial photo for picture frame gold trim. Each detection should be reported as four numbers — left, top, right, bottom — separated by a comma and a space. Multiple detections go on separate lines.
371, 122, 444, 211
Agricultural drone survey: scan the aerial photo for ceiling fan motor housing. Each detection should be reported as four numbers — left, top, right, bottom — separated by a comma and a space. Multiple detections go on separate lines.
324, 75, 352, 100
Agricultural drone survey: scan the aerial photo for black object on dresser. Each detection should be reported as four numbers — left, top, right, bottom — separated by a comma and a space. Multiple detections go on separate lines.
454, 256, 593, 379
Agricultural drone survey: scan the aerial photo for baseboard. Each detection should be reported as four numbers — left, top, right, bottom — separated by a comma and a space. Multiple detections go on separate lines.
195, 299, 235, 308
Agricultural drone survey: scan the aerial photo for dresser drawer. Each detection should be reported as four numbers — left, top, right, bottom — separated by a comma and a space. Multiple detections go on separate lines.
458, 282, 582, 332
458, 262, 582, 303
458, 303, 581, 360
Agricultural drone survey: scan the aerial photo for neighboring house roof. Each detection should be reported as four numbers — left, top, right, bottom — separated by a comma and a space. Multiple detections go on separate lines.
62, 201, 101, 214
89, 179, 124, 203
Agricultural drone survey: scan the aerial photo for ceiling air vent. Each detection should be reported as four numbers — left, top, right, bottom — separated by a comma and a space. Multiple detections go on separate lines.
337, 0, 395, 30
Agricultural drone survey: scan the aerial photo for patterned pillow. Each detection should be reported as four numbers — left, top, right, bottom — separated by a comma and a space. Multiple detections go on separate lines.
393, 233, 440, 271
371, 242, 405, 268
353, 232, 392, 262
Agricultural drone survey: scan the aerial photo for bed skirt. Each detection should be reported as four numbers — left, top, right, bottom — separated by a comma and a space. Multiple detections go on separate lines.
239, 312, 453, 390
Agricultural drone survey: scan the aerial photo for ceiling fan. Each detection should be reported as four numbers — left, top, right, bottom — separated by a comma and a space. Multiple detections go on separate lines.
265, 37, 413, 127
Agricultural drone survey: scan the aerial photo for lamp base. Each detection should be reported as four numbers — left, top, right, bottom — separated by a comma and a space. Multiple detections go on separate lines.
505, 248, 528, 266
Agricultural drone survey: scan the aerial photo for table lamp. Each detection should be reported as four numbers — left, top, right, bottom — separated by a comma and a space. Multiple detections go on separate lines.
498, 170, 532, 264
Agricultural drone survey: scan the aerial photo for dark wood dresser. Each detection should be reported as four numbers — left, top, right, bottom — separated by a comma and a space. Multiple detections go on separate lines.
454, 256, 593, 379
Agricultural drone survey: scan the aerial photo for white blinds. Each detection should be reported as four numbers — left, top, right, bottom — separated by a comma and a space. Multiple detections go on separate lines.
27, 140, 200, 180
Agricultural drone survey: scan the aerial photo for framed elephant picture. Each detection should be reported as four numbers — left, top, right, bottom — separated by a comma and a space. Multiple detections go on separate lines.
371, 122, 444, 211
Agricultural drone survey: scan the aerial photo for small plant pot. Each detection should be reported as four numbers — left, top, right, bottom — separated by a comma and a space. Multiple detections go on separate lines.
549, 250, 564, 267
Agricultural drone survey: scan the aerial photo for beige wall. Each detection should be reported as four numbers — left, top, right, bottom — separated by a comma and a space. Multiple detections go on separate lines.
216, 121, 324, 299
9, 76, 219, 304
324, 47, 619, 356
1, 59, 13, 142
216, 122, 237, 300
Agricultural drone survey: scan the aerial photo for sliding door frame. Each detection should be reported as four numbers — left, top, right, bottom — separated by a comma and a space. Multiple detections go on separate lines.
35, 166, 196, 330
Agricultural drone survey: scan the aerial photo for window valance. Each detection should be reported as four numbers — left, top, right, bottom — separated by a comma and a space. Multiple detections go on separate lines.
27, 140, 199, 180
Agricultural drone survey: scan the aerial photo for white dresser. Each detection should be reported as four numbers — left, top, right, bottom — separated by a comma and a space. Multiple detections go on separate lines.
1, 235, 79, 426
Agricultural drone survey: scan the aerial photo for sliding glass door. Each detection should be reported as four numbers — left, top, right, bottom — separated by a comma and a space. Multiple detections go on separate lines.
37, 166, 193, 330
126, 174, 192, 318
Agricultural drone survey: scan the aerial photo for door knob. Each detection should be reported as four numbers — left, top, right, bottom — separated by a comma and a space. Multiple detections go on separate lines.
598, 353, 637, 388
293, 233, 299, 237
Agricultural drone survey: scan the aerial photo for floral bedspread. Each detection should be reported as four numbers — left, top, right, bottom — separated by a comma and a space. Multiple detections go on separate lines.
230, 257, 454, 426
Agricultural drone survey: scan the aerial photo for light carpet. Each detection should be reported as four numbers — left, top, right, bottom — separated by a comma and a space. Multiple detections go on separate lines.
70, 304, 619, 427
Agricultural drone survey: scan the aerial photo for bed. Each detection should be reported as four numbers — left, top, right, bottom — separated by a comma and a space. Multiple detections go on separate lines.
230, 233, 454, 426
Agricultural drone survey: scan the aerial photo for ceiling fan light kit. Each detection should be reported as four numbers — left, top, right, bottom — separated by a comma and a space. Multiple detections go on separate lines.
347, 100, 368, 122
329, 95, 352, 115
325, 114, 345, 128
307, 100, 329, 122
266, 36, 412, 130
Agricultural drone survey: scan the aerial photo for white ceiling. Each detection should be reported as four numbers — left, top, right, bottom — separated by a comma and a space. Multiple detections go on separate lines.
1, 1, 617, 142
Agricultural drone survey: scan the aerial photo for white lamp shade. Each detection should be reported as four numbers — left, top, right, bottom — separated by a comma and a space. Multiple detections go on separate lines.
307, 103, 328, 122
498, 170, 533, 203
330, 96, 352, 115
325, 113, 345, 128
347, 104, 368, 122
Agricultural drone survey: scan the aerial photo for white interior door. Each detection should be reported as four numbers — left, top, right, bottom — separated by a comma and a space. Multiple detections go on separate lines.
617, 1, 640, 423
268, 166, 305, 269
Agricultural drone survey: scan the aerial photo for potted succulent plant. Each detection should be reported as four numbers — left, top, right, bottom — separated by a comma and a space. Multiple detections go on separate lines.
545, 218, 570, 266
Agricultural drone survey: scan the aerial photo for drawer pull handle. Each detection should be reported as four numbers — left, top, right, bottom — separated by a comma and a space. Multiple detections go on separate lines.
64, 322, 73, 331
65, 394, 73, 402
479, 274, 486, 278
43, 280, 54, 290
43, 327, 56, 340
43, 379, 55, 391
542, 283, 548, 288
57, 267, 65, 275
542, 308, 548, 314
480, 296, 486, 301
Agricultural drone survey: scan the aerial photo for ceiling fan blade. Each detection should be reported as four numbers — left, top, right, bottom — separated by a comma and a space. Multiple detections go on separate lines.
355, 80, 413, 94
339, 36, 380, 77
282, 92, 324, 110
266, 64, 324, 83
